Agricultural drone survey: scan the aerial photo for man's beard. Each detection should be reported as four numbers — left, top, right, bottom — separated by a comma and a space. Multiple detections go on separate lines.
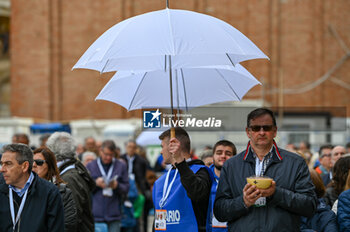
214, 163, 222, 171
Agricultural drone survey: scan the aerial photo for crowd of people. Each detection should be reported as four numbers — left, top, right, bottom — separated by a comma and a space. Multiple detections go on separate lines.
1, 107, 350, 232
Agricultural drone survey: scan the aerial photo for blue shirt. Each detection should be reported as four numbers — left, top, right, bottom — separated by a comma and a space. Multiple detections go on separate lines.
9, 172, 34, 197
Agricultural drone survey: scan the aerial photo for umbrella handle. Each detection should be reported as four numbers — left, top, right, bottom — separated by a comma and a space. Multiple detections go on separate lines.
171, 127, 175, 138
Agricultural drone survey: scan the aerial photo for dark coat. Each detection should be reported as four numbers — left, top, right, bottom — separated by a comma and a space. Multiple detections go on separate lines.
300, 198, 338, 232
325, 186, 339, 208
214, 143, 317, 232
86, 158, 129, 222
121, 154, 150, 197
59, 159, 96, 232
337, 189, 350, 232
321, 172, 332, 187
0, 173, 64, 232
58, 183, 77, 232
0, 173, 4, 184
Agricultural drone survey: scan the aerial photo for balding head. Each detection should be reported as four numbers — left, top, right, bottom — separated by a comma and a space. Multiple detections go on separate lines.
332, 145, 346, 165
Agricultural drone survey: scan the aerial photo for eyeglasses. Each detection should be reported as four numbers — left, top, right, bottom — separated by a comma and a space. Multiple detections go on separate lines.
249, 125, 275, 132
320, 153, 331, 158
34, 159, 46, 166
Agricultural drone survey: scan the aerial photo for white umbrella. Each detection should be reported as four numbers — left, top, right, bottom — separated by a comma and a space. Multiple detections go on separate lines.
73, 8, 268, 72
136, 130, 163, 146
95, 64, 261, 111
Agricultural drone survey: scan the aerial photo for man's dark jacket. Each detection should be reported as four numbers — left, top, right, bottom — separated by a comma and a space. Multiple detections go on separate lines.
59, 159, 96, 232
0, 173, 4, 184
214, 142, 317, 232
0, 173, 64, 232
121, 154, 150, 196
324, 186, 338, 208
58, 183, 77, 232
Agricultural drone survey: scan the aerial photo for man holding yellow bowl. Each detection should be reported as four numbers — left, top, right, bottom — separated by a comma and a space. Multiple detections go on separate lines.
214, 108, 317, 231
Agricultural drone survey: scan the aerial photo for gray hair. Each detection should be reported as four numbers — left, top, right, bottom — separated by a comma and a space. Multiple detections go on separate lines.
1, 144, 33, 173
81, 151, 97, 163
46, 132, 76, 161
200, 149, 213, 160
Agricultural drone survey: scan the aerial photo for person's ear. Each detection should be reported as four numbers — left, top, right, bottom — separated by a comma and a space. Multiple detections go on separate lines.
273, 126, 277, 138
245, 127, 251, 139
21, 161, 29, 173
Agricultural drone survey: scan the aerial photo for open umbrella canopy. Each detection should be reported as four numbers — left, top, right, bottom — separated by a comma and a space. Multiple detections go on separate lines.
95, 64, 261, 111
73, 8, 268, 72
136, 129, 164, 146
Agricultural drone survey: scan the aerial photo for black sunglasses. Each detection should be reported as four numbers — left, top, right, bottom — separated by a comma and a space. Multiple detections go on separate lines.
34, 159, 46, 166
249, 125, 275, 132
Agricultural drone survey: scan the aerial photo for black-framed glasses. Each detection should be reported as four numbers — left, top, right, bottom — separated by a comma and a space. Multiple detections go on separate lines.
34, 159, 46, 166
249, 125, 275, 132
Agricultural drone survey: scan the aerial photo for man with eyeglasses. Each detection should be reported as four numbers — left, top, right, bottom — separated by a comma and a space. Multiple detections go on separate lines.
315, 144, 333, 186
214, 108, 317, 231
86, 140, 129, 232
321, 145, 347, 187
0, 143, 64, 231
315, 144, 333, 177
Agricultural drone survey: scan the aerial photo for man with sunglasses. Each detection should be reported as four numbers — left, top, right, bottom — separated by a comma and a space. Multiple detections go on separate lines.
0, 143, 64, 231
214, 108, 317, 231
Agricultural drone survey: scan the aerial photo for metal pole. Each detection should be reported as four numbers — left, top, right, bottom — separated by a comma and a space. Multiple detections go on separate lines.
166, 0, 169, 8
169, 55, 174, 117
169, 55, 175, 138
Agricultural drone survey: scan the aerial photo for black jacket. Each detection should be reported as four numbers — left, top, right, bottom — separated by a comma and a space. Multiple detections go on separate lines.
58, 183, 77, 232
175, 159, 212, 232
59, 159, 95, 232
0, 173, 4, 184
0, 173, 64, 232
214, 143, 317, 232
121, 154, 150, 197
324, 186, 338, 208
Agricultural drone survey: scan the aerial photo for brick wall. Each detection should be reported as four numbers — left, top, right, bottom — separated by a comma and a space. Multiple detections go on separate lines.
11, 0, 350, 120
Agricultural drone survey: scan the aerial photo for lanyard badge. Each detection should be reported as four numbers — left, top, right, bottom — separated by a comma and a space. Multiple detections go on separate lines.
9, 188, 29, 231
97, 158, 115, 197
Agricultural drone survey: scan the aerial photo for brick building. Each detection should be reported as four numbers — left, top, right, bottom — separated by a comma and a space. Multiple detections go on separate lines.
9, 0, 350, 121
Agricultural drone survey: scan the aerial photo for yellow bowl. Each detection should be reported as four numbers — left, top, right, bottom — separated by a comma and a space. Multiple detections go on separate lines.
246, 176, 273, 189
